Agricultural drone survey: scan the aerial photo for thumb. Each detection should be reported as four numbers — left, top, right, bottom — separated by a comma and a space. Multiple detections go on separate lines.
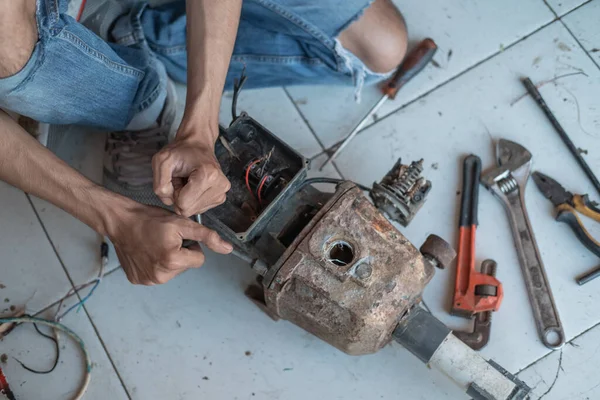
152, 151, 176, 205
180, 219, 233, 255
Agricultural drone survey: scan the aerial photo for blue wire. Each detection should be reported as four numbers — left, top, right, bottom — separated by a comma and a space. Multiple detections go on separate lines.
59, 279, 100, 320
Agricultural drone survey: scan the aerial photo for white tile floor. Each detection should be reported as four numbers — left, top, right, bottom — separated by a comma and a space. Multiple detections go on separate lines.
1, 0, 600, 399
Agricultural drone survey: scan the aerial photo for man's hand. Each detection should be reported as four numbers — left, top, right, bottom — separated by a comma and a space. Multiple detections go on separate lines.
0, 111, 233, 287
153, 0, 242, 216
152, 135, 230, 217
108, 204, 233, 285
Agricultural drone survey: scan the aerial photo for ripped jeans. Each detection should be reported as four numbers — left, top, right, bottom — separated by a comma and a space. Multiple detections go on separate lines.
0, 0, 388, 131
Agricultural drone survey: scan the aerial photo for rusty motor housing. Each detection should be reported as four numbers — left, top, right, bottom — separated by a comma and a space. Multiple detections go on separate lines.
262, 183, 435, 355
198, 111, 531, 400
203, 114, 442, 356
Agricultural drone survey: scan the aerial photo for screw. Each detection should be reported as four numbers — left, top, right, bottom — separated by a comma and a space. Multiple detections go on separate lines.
355, 264, 373, 279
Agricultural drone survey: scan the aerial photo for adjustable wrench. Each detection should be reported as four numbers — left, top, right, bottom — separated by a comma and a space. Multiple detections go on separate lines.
481, 139, 565, 350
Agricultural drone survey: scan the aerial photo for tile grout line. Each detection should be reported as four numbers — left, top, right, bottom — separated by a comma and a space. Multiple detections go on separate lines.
282, 2, 594, 169
16, 4, 595, 395
78, 297, 133, 400
280, 0, 600, 379
370, 0, 597, 132
33, 266, 123, 317
555, 10, 600, 72
24, 194, 133, 400
543, 0, 594, 19
308, 11, 588, 161
517, 318, 600, 376
282, 86, 346, 179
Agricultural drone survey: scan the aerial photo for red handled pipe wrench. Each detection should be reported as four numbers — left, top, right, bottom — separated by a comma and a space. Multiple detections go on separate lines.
452, 156, 504, 318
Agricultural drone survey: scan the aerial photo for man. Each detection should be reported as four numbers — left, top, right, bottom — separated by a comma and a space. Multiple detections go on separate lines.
0, 0, 407, 285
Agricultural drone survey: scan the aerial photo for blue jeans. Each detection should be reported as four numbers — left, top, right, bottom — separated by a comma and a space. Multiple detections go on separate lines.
0, 0, 386, 131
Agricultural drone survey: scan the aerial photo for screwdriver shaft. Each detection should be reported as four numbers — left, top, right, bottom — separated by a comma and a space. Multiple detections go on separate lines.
319, 94, 389, 171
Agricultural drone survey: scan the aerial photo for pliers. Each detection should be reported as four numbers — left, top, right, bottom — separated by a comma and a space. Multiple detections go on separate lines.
532, 171, 600, 284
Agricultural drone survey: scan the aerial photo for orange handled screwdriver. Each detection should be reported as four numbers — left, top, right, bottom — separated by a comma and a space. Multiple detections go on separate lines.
319, 38, 438, 171
452, 155, 503, 318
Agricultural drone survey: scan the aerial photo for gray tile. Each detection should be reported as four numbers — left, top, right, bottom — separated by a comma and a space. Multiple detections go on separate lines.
0, 182, 72, 315
518, 322, 600, 399
286, 0, 556, 149
563, 0, 600, 66
84, 255, 471, 399
29, 126, 116, 284
546, 0, 590, 16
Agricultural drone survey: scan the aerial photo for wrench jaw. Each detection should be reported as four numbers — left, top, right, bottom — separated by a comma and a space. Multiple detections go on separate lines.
481, 139, 532, 187
481, 139, 532, 209
496, 139, 532, 169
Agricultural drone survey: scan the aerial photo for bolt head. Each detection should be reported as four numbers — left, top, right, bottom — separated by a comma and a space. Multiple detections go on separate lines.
355, 263, 373, 279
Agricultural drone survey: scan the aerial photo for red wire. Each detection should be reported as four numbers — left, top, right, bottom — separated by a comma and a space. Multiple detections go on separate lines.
257, 175, 269, 204
245, 160, 261, 199
76, 0, 87, 21
0, 366, 15, 400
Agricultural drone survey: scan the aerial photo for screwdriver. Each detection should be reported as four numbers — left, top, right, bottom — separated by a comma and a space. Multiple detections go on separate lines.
319, 38, 438, 171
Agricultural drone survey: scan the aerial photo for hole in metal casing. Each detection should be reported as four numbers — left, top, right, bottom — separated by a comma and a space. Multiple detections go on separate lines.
328, 241, 355, 267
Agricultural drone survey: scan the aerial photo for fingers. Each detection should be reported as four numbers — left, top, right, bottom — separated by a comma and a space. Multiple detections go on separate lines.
175, 169, 230, 217
152, 266, 189, 285
180, 220, 233, 254
177, 246, 207, 268
148, 243, 207, 284
152, 151, 176, 206
179, 187, 227, 216
122, 247, 206, 286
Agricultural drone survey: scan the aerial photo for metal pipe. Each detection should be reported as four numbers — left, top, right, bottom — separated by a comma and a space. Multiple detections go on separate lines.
522, 77, 600, 196
577, 265, 600, 285
393, 307, 530, 400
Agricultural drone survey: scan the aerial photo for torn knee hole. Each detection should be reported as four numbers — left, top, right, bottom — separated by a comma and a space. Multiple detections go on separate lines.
337, 0, 408, 74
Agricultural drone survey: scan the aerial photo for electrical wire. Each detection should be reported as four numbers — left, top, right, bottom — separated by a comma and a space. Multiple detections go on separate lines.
53, 280, 96, 321
55, 280, 100, 322
245, 159, 261, 199
0, 242, 105, 398
257, 175, 269, 204
298, 177, 370, 192
231, 66, 247, 122
0, 316, 91, 400
13, 323, 60, 374
54, 243, 107, 322
0, 366, 16, 400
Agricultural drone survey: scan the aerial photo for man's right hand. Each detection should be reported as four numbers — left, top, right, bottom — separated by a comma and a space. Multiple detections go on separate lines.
107, 204, 233, 285
0, 111, 233, 287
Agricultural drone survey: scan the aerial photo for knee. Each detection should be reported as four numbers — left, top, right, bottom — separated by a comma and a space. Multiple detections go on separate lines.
338, 0, 408, 74
0, 0, 38, 78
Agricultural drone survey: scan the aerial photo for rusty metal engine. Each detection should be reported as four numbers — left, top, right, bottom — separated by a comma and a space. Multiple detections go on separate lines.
200, 113, 530, 400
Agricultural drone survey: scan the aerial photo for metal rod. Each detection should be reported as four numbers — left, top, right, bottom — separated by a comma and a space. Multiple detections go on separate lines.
522, 77, 600, 196
318, 95, 389, 171
577, 265, 600, 285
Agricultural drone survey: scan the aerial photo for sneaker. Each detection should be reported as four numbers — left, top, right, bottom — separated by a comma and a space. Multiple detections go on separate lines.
103, 80, 178, 208
78, 0, 133, 41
